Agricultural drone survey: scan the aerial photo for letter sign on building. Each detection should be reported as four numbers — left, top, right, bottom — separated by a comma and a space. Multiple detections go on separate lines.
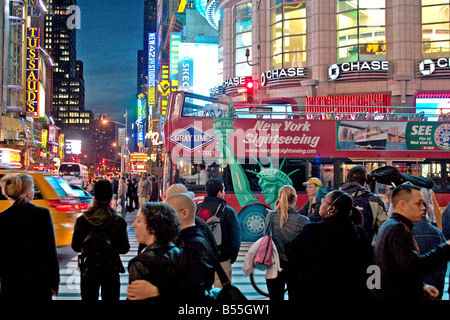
25, 27, 40, 117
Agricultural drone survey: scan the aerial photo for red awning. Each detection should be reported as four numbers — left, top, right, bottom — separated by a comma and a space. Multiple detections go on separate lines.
415, 91, 450, 99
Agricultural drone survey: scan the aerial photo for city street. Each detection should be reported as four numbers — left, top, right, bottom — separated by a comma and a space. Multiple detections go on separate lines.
56, 209, 270, 300
56, 207, 450, 301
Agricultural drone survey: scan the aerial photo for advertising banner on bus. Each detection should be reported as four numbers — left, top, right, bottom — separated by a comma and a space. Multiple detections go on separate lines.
167, 118, 450, 162
337, 121, 450, 152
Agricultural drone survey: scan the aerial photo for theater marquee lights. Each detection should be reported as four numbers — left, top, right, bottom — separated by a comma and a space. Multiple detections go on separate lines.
26, 27, 40, 117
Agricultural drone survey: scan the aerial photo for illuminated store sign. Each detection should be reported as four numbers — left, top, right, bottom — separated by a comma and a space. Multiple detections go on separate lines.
328, 61, 389, 81
223, 76, 247, 88
148, 33, 156, 105
26, 27, 40, 117
59, 134, 64, 158
418, 58, 450, 77
170, 32, 181, 91
261, 67, 308, 87
26, 0, 41, 16
160, 64, 171, 120
41, 129, 48, 149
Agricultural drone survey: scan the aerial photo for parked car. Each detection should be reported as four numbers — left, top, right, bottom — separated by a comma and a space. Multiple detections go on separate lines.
0, 170, 81, 247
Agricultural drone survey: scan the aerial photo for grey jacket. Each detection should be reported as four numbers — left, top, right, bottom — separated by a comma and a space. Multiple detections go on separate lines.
137, 178, 152, 197
264, 208, 310, 262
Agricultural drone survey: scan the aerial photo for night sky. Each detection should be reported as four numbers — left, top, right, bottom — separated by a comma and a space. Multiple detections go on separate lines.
76, 0, 144, 123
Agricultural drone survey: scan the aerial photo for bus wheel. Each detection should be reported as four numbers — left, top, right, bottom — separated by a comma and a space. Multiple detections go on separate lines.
238, 203, 269, 242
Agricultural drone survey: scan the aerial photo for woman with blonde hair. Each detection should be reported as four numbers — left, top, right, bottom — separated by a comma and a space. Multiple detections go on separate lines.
0, 174, 60, 300
263, 185, 309, 301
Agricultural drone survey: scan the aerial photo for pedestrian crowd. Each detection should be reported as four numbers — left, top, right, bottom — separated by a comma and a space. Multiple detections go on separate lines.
2, 164, 450, 302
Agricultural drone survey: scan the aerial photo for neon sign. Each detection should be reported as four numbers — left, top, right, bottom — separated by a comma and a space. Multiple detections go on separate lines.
148, 33, 156, 105
26, 27, 40, 117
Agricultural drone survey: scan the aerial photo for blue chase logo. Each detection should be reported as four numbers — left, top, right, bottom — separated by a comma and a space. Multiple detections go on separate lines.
168, 125, 216, 152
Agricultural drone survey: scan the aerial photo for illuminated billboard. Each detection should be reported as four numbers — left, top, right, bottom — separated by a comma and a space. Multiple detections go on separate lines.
148, 33, 156, 105
65, 139, 82, 155
0, 148, 22, 168
26, 27, 40, 117
416, 92, 450, 121
178, 43, 219, 96
170, 32, 181, 91
160, 64, 171, 120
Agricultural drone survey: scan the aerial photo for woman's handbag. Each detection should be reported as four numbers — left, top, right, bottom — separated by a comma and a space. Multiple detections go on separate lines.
253, 212, 275, 271
215, 261, 247, 301
253, 235, 273, 271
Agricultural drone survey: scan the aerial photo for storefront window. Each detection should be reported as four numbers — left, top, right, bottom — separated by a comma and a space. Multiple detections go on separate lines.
422, 0, 450, 59
270, 0, 306, 69
336, 0, 386, 63
234, 2, 252, 77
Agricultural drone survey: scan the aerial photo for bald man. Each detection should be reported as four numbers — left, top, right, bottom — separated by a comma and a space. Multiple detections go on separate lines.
127, 192, 217, 300
373, 184, 450, 300
166, 183, 195, 198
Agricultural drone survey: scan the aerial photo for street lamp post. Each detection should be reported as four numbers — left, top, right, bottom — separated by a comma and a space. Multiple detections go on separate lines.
102, 110, 128, 177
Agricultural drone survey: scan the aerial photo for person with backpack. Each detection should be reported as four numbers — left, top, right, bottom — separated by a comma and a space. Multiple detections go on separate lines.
196, 177, 240, 288
71, 179, 130, 301
340, 165, 387, 244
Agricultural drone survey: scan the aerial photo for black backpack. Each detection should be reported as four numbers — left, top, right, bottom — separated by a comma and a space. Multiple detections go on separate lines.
351, 191, 374, 239
78, 231, 118, 278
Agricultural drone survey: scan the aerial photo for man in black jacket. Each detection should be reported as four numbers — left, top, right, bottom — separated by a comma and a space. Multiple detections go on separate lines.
196, 178, 241, 288
372, 184, 450, 300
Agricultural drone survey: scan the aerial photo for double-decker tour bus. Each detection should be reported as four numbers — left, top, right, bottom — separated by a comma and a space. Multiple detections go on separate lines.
163, 91, 450, 242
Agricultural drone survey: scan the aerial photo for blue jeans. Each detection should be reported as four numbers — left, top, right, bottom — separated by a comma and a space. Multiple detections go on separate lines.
120, 195, 126, 217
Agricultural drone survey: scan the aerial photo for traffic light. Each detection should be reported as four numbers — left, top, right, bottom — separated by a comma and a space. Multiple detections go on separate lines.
245, 79, 255, 103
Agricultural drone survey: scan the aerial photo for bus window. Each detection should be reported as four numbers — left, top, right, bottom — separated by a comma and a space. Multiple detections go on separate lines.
174, 158, 221, 193
181, 96, 230, 118
420, 161, 442, 191
447, 163, 450, 191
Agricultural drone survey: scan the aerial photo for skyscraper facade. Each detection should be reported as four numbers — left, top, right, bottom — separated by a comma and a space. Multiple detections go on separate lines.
45, 0, 92, 132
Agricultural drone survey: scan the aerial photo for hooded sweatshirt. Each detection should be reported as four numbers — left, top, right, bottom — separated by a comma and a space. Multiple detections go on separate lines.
71, 203, 130, 271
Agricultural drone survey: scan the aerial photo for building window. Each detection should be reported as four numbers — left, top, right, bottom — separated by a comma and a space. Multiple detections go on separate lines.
336, 0, 386, 63
270, 0, 306, 69
422, 0, 450, 59
234, 2, 252, 77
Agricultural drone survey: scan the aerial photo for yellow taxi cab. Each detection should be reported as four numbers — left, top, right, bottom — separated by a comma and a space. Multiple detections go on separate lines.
0, 169, 82, 247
